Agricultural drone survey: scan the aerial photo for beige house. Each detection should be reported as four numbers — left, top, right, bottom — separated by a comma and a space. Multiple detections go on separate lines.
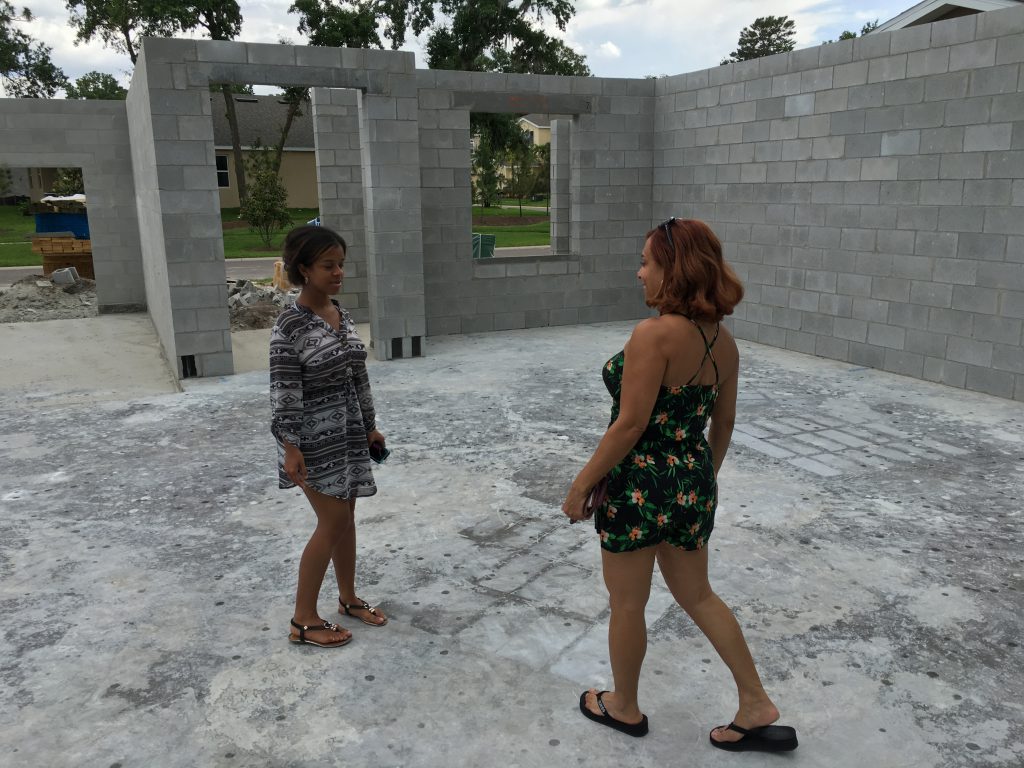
518, 114, 553, 146
211, 94, 318, 209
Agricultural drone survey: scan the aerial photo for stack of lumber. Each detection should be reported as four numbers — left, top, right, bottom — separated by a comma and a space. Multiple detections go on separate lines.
32, 234, 95, 279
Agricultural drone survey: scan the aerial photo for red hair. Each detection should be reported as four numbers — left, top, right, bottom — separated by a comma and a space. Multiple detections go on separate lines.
645, 219, 743, 321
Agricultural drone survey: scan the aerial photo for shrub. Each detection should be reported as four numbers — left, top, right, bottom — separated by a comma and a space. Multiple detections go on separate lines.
239, 142, 292, 248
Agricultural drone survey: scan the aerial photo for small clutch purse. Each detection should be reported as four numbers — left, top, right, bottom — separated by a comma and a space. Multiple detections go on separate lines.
581, 477, 609, 520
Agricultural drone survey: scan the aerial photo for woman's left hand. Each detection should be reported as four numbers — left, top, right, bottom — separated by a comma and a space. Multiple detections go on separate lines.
562, 481, 590, 524
367, 429, 386, 448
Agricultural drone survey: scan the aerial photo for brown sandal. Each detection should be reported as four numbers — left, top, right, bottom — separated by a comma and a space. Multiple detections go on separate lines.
289, 618, 352, 648
339, 597, 388, 626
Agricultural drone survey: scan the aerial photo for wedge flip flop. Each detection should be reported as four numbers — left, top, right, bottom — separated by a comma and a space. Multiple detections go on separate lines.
339, 597, 388, 627
579, 690, 649, 737
289, 619, 352, 648
709, 722, 798, 752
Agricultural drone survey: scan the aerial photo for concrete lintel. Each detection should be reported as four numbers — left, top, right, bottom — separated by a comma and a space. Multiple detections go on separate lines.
451, 91, 594, 115
187, 62, 372, 92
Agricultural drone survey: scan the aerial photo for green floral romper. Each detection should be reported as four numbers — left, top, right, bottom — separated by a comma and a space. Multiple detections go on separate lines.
596, 319, 720, 553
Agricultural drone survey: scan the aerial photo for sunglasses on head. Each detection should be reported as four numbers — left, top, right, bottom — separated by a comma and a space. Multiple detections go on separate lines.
659, 217, 677, 252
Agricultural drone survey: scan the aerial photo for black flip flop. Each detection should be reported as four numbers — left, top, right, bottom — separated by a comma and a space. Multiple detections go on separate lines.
578, 690, 649, 737
709, 722, 798, 752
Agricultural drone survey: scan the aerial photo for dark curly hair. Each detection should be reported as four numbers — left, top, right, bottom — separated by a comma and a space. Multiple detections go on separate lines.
281, 225, 347, 286
645, 218, 743, 322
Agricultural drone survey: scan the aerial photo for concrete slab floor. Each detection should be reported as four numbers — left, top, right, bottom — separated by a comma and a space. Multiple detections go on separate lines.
1, 319, 1022, 767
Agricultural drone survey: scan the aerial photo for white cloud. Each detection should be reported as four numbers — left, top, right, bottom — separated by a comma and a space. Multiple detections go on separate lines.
2, 0, 918, 94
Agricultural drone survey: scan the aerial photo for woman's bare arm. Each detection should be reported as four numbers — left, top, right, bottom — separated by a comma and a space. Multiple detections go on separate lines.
708, 363, 738, 477
571, 320, 664, 495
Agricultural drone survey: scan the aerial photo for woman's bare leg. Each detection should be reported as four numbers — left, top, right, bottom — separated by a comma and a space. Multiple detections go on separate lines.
582, 546, 657, 724
331, 497, 386, 624
656, 543, 779, 742
290, 488, 351, 644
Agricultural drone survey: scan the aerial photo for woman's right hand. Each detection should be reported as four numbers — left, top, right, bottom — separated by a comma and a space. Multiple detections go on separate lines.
283, 443, 307, 488
562, 480, 590, 524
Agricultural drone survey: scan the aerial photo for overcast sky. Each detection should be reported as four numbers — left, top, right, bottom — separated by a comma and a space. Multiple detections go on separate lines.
7, 0, 917, 95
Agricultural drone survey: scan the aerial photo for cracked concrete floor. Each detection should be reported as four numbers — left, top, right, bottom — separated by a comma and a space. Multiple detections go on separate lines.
1, 317, 1022, 767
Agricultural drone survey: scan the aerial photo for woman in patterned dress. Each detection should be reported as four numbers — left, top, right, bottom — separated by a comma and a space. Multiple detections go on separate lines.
270, 225, 388, 649
563, 219, 797, 751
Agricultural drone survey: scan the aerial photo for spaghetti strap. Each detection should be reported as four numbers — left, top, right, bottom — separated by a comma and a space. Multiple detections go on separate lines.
684, 319, 720, 386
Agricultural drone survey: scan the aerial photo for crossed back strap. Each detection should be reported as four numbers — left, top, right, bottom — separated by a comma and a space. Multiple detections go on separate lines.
684, 318, 720, 387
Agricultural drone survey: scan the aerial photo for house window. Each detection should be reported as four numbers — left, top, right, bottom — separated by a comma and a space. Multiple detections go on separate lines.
216, 155, 230, 188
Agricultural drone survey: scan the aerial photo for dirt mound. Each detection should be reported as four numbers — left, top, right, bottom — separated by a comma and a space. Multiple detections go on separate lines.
231, 301, 284, 331
472, 215, 548, 226
0, 274, 98, 323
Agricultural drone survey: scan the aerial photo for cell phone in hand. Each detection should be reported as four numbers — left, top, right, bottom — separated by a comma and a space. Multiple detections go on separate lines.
369, 442, 390, 464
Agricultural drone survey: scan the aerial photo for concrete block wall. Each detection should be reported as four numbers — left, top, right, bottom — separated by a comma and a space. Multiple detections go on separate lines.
0, 99, 145, 313
570, 78, 656, 326
311, 87, 367, 323
132, 39, 425, 369
131, 38, 232, 378
357, 64, 427, 358
550, 119, 570, 254
416, 71, 655, 335
653, 5, 1024, 401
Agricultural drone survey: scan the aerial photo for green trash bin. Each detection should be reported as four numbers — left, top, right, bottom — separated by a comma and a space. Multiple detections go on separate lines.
472, 232, 482, 259
480, 233, 496, 259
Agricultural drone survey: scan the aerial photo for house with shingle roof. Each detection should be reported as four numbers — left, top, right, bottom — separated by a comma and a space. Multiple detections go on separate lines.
211, 93, 317, 209
873, 0, 1023, 31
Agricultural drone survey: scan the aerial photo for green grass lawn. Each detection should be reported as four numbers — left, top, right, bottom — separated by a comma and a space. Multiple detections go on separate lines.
499, 197, 549, 209
221, 207, 319, 259
0, 205, 38, 267
0, 204, 548, 266
473, 221, 550, 247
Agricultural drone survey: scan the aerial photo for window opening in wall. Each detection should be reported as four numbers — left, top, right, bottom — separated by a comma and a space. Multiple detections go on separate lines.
16, 166, 97, 286
470, 111, 554, 260
215, 155, 230, 188
211, 85, 378, 370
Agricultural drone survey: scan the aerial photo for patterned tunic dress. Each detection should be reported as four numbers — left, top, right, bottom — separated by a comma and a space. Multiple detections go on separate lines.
595, 322, 720, 553
269, 300, 377, 499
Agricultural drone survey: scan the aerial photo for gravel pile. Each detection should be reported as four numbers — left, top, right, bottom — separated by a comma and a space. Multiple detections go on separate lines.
0, 275, 298, 329
228, 279, 296, 331
0, 274, 98, 323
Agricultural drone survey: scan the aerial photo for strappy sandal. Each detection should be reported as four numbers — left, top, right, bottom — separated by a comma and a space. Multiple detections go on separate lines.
339, 597, 388, 626
709, 722, 798, 752
289, 618, 352, 648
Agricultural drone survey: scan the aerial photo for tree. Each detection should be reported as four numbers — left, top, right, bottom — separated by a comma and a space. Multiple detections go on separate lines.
826, 19, 880, 43
272, 85, 310, 176
532, 142, 551, 213
240, 142, 292, 248
722, 15, 796, 64
182, 4, 248, 204
65, 70, 126, 99
0, 164, 12, 198
63, 2, 252, 202
52, 167, 85, 195
503, 135, 535, 215
472, 134, 501, 208
1, 1, 67, 96
290, 0, 384, 49
65, 0, 190, 64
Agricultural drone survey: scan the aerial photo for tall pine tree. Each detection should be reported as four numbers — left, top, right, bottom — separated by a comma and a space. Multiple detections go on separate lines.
722, 15, 796, 64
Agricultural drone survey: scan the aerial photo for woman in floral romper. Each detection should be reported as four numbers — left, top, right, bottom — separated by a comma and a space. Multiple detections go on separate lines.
563, 218, 797, 752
